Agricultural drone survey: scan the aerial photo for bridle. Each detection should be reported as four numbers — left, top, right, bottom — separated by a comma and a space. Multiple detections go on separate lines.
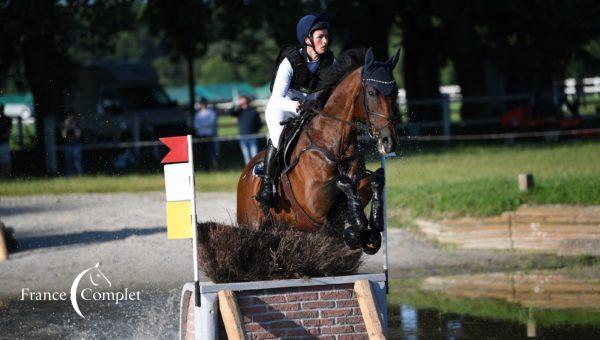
359, 80, 398, 140
313, 76, 398, 140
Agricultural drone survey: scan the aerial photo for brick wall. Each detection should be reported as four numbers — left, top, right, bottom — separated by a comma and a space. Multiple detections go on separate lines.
183, 290, 195, 340
219, 283, 368, 339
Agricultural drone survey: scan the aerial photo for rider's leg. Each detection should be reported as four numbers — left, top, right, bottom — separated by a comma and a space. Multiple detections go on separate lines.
264, 104, 288, 149
257, 139, 278, 205
257, 105, 293, 206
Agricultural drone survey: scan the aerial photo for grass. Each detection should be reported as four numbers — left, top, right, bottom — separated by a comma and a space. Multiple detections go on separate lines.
9, 121, 36, 150
381, 140, 600, 218
2, 140, 599, 218
0, 171, 240, 196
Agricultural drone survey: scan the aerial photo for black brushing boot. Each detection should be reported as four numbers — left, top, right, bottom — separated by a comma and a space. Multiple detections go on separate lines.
369, 168, 385, 232
335, 175, 369, 250
343, 227, 363, 250
256, 140, 279, 208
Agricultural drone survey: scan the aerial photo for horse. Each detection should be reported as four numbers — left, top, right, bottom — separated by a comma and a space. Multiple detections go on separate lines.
237, 48, 399, 254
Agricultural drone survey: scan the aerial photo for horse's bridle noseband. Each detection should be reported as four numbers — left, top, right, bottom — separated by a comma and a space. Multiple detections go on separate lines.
359, 81, 398, 140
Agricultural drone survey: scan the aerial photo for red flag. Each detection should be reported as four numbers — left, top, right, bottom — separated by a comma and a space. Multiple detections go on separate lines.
160, 136, 189, 164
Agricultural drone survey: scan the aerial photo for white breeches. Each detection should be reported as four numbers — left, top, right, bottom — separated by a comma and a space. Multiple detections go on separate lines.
265, 106, 297, 149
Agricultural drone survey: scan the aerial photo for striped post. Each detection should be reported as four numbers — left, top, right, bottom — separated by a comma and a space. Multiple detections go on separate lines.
380, 152, 396, 295
160, 135, 199, 282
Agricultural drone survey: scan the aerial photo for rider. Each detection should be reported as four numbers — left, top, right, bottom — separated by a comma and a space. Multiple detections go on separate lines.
257, 12, 335, 206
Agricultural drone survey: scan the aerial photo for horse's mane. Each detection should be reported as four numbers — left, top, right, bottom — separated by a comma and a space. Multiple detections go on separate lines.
316, 48, 366, 94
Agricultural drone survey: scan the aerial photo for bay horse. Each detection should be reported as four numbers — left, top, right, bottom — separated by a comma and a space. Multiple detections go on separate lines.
237, 48, 399, 254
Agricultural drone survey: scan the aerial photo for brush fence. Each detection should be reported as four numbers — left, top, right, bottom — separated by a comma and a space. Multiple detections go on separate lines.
180, 273, 387, 340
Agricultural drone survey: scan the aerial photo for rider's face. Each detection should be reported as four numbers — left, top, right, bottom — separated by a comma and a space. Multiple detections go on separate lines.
306, 29, 329, 55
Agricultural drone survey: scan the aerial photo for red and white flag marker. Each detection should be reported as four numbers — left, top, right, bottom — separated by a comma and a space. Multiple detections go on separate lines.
160, 135, 199, 280
161, 135, 196, 239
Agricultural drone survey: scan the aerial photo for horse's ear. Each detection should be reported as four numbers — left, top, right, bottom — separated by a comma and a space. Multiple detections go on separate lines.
389, 48, 400, 69
365, 47, 374, 69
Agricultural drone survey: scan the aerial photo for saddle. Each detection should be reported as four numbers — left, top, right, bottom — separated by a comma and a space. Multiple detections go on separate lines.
253, 90, 325, 178
252, 109, 316, 178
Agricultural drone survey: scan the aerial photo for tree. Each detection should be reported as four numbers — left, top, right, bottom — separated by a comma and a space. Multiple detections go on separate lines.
0, 1, 134, 157
328, 0, 397, 59
396, 1, 444, 123
143, 0, 212, 120
435, 0, 600, 119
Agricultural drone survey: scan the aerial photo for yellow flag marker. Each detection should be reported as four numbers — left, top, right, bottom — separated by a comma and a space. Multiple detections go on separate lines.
166, 201, 193, 239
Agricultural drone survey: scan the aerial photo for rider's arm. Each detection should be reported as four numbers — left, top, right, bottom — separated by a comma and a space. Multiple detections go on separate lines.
268, 58, 299, 114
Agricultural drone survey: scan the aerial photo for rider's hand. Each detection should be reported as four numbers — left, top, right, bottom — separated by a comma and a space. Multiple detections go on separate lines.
296, 101, 301, 113
300, 98, 319, 114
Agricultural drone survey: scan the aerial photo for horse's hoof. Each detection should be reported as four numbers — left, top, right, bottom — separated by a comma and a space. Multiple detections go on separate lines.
343, 227, 362, 249
361, 230, 381, 255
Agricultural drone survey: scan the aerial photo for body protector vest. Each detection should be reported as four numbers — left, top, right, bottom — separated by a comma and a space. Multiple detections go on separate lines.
270, 46, 335, 94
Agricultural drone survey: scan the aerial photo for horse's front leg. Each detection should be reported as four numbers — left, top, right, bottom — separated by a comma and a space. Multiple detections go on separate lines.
369, 168, 385, 232
334, 175, 368, 231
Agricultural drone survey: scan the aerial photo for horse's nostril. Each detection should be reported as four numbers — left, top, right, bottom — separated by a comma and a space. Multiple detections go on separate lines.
382, 137, 389, 145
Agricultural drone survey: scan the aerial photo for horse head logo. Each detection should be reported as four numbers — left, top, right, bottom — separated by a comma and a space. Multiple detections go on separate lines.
70, 262, 111, 319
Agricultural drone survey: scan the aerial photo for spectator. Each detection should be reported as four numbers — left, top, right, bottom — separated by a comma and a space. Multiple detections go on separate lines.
230, 96, 263, 165
61, 114, 83, 176
193, 97, 218, 171
0, 103, 12, 178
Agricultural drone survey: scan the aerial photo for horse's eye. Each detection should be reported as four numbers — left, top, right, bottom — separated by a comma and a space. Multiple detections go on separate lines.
368, 91, 375, 96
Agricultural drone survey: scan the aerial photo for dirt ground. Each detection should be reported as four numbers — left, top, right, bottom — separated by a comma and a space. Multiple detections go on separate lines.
0, 192, 572, 298
0, 192, 584, 338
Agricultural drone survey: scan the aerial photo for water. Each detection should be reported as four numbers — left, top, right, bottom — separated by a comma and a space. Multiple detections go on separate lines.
0, 287, 181, 339
2, 271, 600, 339
389, 271, 600, 339
389, 305, 600, 339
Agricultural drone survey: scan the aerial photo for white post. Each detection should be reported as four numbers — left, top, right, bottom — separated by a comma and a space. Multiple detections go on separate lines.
188, 135, 199, 282
380, 152, 395, 293
197, 292, 219, 340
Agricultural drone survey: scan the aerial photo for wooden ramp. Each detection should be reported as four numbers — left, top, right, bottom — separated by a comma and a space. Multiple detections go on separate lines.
417, 205, 600, 253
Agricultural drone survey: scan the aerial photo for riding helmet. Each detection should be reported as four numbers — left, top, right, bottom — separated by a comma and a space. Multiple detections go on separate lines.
296, 12, 330, 45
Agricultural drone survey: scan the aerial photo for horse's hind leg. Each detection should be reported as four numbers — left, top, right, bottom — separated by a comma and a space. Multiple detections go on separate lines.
369, 168, 385, 232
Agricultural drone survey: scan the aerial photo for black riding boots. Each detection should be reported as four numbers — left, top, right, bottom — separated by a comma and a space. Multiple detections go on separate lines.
256, 140, 279, 207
